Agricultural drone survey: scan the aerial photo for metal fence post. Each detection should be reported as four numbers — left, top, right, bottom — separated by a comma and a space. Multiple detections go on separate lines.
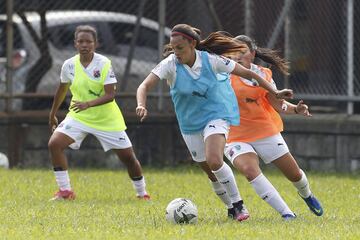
347, 0, 354, 115
5, 0, 14, 168
121, 0, 147, 91
5, 0, 14, 113
244, 0, 253, 37
284, 12, 291, 89
267, 0, 294, 49
157, 0, 166, 111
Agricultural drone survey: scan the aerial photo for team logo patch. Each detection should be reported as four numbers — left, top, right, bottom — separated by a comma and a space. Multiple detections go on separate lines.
93, 69, 101, 78
234, 145, 241, 151
229, 149, 234, 157
191, 151, 197, 157
219, 56, 230, 65
65, 125, 71, 130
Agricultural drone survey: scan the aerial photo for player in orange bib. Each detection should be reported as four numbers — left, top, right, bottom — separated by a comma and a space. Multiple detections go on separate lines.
224, 35, 323, 219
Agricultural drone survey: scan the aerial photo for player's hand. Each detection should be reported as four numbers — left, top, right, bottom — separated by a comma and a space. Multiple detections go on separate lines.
295, 100, 312, 117
276, 89, 293, 99
136, 105, 148, 122
70, 100, 90, 113
49, 115, 58, 132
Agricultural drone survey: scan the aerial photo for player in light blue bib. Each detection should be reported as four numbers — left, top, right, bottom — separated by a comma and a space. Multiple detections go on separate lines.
137, 24, 293, 221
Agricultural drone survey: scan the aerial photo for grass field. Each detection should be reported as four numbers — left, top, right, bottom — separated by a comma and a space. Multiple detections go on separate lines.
0, 167, 359, 240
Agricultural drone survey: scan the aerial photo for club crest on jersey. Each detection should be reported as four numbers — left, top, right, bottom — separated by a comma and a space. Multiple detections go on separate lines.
93, 69, 101, 78
219, 56, 230, 65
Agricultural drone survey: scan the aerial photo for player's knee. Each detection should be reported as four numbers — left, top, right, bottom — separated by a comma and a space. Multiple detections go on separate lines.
239, 164, 259, 181
118, 152, 138, 165
48, 138, 65, 151
206, 158, 224, 171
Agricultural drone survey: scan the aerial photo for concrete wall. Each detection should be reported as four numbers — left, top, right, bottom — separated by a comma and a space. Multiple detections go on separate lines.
1, 113, 360, 172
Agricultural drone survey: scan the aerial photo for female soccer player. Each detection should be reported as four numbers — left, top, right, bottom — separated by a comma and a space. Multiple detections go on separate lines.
224, 35, 323, 219
48, 25, 150, 201
136, 24, 293, 221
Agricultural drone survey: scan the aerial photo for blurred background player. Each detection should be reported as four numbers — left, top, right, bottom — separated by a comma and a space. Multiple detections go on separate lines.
136, 24, 293, 221
48, 25, 150, 201
223, 34, 323, 219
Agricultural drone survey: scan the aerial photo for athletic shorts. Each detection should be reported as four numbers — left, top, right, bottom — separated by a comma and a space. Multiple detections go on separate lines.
182, 119, 230, 162
54, 116, 132, 152
224, 133, 289, 164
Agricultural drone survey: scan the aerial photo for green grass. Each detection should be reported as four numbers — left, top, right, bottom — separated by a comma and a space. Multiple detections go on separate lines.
0, 167, 359, 240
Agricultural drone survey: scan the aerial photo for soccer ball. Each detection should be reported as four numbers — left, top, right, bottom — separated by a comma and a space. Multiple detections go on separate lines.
165, 198, 198, 224
0, 152, 9, 169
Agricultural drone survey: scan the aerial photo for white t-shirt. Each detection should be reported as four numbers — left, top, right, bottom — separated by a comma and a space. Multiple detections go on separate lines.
60, 53, 116, 85
151, 50, 236, 87
240, 63, 277, 89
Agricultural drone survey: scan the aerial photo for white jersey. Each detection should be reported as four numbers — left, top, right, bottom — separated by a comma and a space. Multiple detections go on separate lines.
60, 53, 116, 85
151, 50, 236, 87
240, 63, 277, 88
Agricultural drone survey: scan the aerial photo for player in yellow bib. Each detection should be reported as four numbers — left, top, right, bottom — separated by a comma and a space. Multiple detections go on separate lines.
48, 25, 150, 201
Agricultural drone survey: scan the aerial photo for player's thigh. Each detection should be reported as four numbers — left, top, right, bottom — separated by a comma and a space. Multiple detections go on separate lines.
51, 117, 88, 149
225, 142, 260, 180
224, 142, 256, 165
48, 131, 75, 149
251, 133, 289, 164
93, 130, 132, 152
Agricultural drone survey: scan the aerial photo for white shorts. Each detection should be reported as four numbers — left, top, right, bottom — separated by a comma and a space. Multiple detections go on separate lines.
54, 117, 132, 152
182, 119, 230, 162
224, 133, 289, 164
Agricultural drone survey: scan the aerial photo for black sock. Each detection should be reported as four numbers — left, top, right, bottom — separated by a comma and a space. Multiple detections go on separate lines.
131, 176, 143, 181
53, 167, 64, 171
233, 200, 244, 209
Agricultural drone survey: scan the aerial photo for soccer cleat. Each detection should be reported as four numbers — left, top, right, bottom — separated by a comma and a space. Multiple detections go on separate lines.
301, 194, 323, 216
50, 189, 76, 201
137, 194, 151, 200
282, 213, 297, 221
228, 208, 237, 219
228, 201, 250, 222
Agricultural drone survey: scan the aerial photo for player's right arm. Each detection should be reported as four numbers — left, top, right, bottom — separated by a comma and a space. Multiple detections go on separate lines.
49, 83, 70, 132
136, 73, 160, 122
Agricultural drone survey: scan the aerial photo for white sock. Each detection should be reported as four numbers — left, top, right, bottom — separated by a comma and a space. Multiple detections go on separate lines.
250, 173, 293, 216
292, 169, 311, 198
212, 163, 242, 203
132, 176, 147, 197
54, 170, 71, 191
210, 180, 233, 209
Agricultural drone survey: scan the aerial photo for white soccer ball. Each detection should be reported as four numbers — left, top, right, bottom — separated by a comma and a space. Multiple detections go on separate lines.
165, 198, 198, 224
0, 152, 9, 169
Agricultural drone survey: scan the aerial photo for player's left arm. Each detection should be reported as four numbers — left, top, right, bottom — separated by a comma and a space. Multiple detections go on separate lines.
267, 94, 312, 117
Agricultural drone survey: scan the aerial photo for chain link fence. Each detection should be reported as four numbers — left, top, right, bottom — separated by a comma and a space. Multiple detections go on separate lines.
0, 0, 359, 113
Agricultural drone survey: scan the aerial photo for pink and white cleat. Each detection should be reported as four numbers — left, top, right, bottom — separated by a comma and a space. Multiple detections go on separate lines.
137, 194, 151, 200
228, 201, 250, 222
50, 189, 76, 201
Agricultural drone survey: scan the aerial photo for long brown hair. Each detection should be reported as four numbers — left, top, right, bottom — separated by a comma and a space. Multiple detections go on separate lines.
163, 24, 247, 58
234, 35, 289, 75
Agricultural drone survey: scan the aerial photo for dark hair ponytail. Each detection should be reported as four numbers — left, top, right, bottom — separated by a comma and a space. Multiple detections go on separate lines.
235, 35, 290, 75
163, 24, 247, 58
197, 32, 247, 56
